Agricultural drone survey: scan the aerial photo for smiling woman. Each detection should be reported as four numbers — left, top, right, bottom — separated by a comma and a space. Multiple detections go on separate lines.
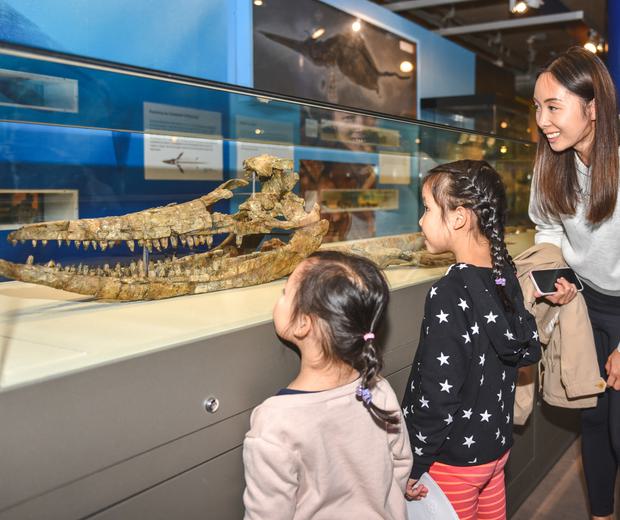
529, 47, 620, 520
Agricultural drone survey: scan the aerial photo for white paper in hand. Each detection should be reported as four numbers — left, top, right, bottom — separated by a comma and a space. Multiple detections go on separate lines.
406, 472, 459, 520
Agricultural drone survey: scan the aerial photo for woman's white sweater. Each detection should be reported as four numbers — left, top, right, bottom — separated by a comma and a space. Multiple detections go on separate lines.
529, 153, 620, 296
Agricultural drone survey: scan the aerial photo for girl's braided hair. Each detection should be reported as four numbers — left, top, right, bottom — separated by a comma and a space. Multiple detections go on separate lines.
289, 250, 399, 424
424, 160, 516, 311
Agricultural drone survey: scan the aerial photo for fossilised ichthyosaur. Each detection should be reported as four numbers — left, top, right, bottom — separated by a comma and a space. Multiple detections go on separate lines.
0, 154, 329, 301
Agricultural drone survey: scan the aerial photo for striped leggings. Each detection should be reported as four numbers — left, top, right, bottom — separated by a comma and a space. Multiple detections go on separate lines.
428, 451, 510, 520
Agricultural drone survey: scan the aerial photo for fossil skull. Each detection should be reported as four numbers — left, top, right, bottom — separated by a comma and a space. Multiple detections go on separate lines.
0, 155, 328, 300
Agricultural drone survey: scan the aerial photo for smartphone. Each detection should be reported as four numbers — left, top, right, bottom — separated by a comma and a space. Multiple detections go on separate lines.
529, 267, 584, 295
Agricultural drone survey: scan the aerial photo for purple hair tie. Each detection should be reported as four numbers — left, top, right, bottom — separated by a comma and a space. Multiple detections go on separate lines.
363, 332, 375, 341
356, 385, 373, 406
495, 277, 506, 286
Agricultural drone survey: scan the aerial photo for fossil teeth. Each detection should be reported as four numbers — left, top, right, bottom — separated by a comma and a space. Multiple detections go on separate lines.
27, 255, 34, 265
146, 240, 153, 253
154, 239, 162, 252
32, 240, 37, 247
47, 260, 55, 268
170, 236, 178, 248
65, 239, 71, 246
206, 235, 213, 247
57, 239, 62, 247
127, 240, 135, 252
161, 237, 169, 249
100, 241, 108, 251
187, 236, 195, 248
74, 240, 80, 248
180, 235, 187, 246
138, 239, 144, 247
83, 241, 90, 250
236, 234, 243, 248
42, 240, 48, 247
92, 241, 98, 250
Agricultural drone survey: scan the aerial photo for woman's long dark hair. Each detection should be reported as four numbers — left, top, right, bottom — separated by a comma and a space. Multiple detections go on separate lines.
534, 46, 618, 224
425, 160, 516, 311
289, 250, 398, 424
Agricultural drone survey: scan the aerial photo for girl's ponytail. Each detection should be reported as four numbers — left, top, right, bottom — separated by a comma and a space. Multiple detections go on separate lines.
358, 330, 400, 424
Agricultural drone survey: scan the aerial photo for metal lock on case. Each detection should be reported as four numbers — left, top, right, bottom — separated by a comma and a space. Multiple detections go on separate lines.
203, 397, 220, 413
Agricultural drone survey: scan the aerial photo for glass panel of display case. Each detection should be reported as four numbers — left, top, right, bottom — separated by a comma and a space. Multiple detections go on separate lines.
0, 44, 537, 388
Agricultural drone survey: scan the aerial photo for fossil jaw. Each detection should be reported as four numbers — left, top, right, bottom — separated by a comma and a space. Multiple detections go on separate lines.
0, 154, 329, 300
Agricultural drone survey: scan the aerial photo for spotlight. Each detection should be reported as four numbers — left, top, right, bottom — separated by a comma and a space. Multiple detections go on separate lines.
499, 120, 509, 129
352, 20, 362, 32
253, 0, 263, 5
500, 145, 508, 154
584, 29, 605, 54
509, 0, 544, 14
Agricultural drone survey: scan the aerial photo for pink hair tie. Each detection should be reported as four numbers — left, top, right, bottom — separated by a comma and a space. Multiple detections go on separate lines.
363, 332, 375, 341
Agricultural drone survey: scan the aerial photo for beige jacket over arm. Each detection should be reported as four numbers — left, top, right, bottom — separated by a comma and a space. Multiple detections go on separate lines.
513, 243, 606, 423
243, 378, 412, 520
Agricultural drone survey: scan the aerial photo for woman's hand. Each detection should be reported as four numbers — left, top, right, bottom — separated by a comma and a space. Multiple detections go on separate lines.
405, 478, 428, 501
535, 277, 578, 305
605, 349, 620, 390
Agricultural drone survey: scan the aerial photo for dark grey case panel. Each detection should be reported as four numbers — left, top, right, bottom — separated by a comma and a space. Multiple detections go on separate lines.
0, 280, 579, 519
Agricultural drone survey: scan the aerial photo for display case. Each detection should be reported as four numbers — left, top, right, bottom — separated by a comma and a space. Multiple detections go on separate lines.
0, 44, 577, 520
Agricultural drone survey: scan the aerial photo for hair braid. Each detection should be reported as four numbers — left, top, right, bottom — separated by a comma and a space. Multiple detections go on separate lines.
425, 160, 516, 312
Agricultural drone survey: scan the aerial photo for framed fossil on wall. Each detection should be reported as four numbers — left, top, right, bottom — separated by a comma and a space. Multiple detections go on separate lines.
253, 0, 417, 118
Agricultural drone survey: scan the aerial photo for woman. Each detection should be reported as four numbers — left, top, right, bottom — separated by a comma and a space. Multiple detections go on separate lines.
530, 47, 620, 520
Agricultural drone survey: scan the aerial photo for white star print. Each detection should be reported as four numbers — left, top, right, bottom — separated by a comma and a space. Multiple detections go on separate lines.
502, 370, 506, 381
501, 401, 505, 411
480, 410, 491, 422
458, 298, 469, 311
463, 435, 476, 448
468, 458, 478, 464
495, 428, 501, 439
430, 286, 438, 298
410, 381, 415, 391
484, 311, 498, 323
479, 354, 486, 366
402, 407, 409, 418
506, 413, 511, 424
444, 413, 453, 425
462, 332, 471, 344
437, 352, 450, 366
436, 310, 449, 323
501, 436, 506, 446
511, 382, 515, 392
533, 330, 539, 340
414, 447, 423, 456
416, 432, 427, 444
458, 263, 468, 270
471, 323, 480, 335
497, 390, 502, 401
419, 396, 429, 408
462, 408, 473, 419
480, 375, 484, 386
504, 329, 515, 341
440, 379, 453, 393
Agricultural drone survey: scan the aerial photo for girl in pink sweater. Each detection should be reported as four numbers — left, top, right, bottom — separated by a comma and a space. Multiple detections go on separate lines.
243, 251, 416, 520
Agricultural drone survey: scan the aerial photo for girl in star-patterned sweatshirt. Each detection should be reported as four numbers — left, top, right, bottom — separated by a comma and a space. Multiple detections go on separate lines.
402, 160, 541, 520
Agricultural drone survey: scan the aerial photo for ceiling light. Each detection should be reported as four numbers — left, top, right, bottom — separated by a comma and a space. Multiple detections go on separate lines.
499, 120, 509, 129
311, 28, 325, 39
584, 41, 597, 53
584, 29, 605, 54
400, 61, 414, 73
253, 0, 263, 5
500, 145, 508, 154
352, 20, 362, 32
509, 0, 544, 14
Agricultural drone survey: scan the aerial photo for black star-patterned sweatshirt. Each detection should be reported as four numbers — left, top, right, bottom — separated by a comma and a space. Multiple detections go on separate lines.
402, 263, 541, 479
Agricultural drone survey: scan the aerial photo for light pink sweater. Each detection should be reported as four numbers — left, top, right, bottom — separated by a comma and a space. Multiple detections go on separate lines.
243, 378, 413, 520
